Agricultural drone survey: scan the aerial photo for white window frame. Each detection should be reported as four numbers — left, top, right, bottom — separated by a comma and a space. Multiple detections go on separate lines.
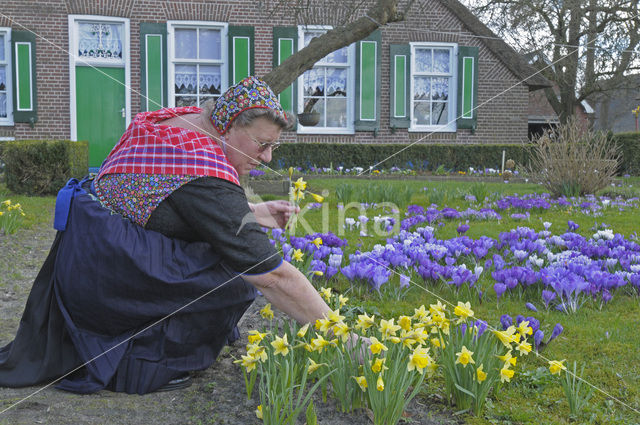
0, 28, 13, 125
296, 25, 355, 135
409, 42, 458, 133
167, 21, 228, 108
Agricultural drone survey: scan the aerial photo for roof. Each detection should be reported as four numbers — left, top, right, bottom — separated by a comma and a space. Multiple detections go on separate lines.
438, 0, 552, 91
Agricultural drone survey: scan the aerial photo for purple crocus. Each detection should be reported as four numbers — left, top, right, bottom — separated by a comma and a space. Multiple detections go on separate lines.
399, 274, 411, 289
500, 314, 512, 330
457, 223, 470, 235
567, 220, 580, 231
494, 283, 507, 301
525, 302, 538, 312
601, 289, 613, 305
542, 290, 556, 308
534, 329, 544, 349
548, 323, 564, 342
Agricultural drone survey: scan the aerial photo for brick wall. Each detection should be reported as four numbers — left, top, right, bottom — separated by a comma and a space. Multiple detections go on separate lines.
2, 0, 530, 145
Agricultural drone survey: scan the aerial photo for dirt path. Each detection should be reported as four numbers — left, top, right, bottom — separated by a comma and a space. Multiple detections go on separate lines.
0, 221, 462, 425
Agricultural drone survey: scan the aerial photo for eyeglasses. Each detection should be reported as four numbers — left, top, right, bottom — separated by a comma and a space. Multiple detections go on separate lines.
243, 129, 281, 152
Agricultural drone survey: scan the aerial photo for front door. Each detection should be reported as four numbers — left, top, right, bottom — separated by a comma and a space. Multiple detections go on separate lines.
69, 16, 130, 170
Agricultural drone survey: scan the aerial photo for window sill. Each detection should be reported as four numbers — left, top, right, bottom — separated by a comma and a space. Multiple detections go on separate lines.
297, 127, 355, 135
408, 125, 456, 133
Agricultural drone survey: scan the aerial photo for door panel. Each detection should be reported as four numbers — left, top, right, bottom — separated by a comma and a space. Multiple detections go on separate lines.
75, 66, 126, 168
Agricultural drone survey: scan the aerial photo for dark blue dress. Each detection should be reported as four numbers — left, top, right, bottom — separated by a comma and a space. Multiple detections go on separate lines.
0, 179, 256, 394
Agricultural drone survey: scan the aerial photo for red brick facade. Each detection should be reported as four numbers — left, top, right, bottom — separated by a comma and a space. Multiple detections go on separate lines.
1, 0, 535, 146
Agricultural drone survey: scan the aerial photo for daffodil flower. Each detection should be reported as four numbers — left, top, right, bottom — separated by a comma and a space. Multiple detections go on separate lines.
412, 304, 429, 322
311, 237, 323, 248
548, 359, 567, 375
260, 303, 274, 320
338, 294, 348, 308
307, 359, 326, 375
476, 364, 487, 382
398, 315, 412, 331
500, 366, 515, 383
235, 354, 259, 372
293, 177, 307, 191
332, 321, 351, 342
453, 301, 474, 324
271, 334, 290, 356
516, 340, 532, 356
376, 374, 385, 391
353, 375, 368, 391
371, 358, 387, 373
497, 350, 517, 367
379, 318, 401, 339
355, 313, 376, 331
292, 248, 304, 262
429, 300, 447, 315
315, 318, 332, 334
516, 320, 533, 336
368, 336, 388, 355
309, 192, 324, 203
319, 286, 332, 301
255, 404, 263, 419
247, 330, 267, 344
456, 346, 475, 367
297, 323, 310, 338
326, 309, 345, 324
407, 346, 432, 374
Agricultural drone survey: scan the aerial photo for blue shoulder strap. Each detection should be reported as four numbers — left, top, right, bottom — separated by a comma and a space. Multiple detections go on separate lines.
53, 178, 87, 231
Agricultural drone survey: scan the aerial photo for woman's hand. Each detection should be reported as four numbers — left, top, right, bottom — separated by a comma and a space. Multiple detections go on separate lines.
249, 200, 300, 229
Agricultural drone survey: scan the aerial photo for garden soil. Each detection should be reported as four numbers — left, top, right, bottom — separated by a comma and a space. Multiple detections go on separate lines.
0, 219, 463, 425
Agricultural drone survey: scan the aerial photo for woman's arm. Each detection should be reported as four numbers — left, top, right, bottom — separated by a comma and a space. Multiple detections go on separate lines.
243, 261, 330, 325
248, 200, 299, 229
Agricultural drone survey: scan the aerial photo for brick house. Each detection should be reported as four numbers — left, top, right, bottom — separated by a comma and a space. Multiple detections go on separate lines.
1, 0, 549, 170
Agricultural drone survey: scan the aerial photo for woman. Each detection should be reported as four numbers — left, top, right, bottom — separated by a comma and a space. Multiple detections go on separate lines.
0, 76, 331, 394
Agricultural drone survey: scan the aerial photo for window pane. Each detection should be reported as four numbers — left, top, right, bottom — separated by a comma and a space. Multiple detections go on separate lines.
302, 97, 325, 126
175, 95, 197, 107
304, 32, 321, 47
199, 29, 221, 60
0, 67, 5, 91
432, 78, 449, 101
0, 93, 6, 118
433, 49, 450, 73
324, 47, 348, 64
414, 76, 431, 100
303, 68, 324, 96
414, 49, 432, 73
78, 22, 123, 60
0, 35, 4, 61
200, 95, 217, 106
175, 29, 197, 59
414, 101, 430, 125
432, 102, 448, 125
326, 68, 347, 97
175, 65, 197, 94
199, 65, 221, 95
326, 98, 347, 127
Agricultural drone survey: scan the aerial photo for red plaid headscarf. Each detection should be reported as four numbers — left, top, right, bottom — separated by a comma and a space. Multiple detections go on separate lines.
97, 106, 239, 185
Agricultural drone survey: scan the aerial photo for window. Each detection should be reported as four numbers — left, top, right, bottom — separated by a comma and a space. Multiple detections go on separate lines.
168, 22, 226, 108
0, 28, 12, 124
410, 43, 457, 132
297, 26, 355, 134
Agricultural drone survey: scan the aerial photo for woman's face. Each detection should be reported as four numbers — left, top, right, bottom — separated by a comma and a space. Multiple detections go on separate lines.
225, 117, 282, 175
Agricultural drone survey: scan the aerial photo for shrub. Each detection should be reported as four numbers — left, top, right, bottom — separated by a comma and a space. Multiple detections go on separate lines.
611, 132, 640, 175
528, 118, 621, 196
1, 140, 88, 195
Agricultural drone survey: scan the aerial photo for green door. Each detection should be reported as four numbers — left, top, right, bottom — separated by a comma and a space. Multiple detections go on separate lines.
75, 66, 126, 168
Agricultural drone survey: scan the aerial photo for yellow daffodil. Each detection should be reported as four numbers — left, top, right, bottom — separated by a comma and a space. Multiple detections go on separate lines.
398, 315, 412, 331
497, 350, 517, 367
247, 330, 267, 344
0, 212, 4, 217
332, 321, 351, 342
369, 336, 388, 355
379, 318, 401, 339
247, 344, 267, 362
260, 303, 274, 320
376, 374, 385, 391
407, 346, 432, 375
255, 404, 263, 419
549, 359, 567, 375
292, 248, 304, 262
338, 294, 348, 308
297, 323, 310, 338
1, 200, 10, 207
453, 301, 474, 324
371, 358, 388, 373
413, 304, 429, 322
517, 320, 533, 336
310, 335, 334, 353
309, 192, 324, 203
493, 326, 518, 348
312, 270, 324, 277
293, 177, 307, 191
429, 300, 447, 316
430, 337, 442, 348
500, 366, 515, 383
326, 309, 345, 324
319, 286, 332, 301
456, 346, 475, 367
355, 313, 376, 331
432, 314, 450, 335
315, 318, 332, 334
235, 354, 259, 372
476, 364, 487, 382
271, 334, 290, 356
307, 359, 326, 375
353, 375, 368, 392
293, 188, 305, 201
311, 237, 323, 248
516, 340, 532, 356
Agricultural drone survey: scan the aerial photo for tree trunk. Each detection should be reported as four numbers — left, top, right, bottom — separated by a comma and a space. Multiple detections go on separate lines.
261, 0, 405, 95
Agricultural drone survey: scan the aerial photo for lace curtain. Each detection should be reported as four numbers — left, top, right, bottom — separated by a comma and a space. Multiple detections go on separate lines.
78, 22, 123, 61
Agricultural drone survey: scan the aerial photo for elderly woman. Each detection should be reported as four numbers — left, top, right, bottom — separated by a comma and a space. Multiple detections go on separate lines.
0, 77, 331, 394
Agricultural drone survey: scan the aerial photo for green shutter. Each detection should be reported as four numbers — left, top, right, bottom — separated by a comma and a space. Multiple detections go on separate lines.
140, 23, 168, 111
389, 43, 410, 129
228, 26, 254, 84
457, 46, 479, 130
355, 30, 381, 131
11, 30, 37, 124
273, 26, 297, 128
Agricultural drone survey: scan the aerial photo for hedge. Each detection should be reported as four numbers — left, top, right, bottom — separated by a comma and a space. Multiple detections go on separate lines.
612, 132, 640, 175
272, 143, 532, 172
1, 140, 88, 195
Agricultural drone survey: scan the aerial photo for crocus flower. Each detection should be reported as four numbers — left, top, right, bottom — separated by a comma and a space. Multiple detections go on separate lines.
542, 290, 556, 308
500, 314, 512, 330
548, 323, 564, 342
494, 283, 507, 301
399, 274, 411, 288
457, 223, 470, 235
525, 302, 538, 312
534, 329, 544, 349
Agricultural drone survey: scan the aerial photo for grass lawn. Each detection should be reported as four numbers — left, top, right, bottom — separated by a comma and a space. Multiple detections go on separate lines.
2, 177, 639, 424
